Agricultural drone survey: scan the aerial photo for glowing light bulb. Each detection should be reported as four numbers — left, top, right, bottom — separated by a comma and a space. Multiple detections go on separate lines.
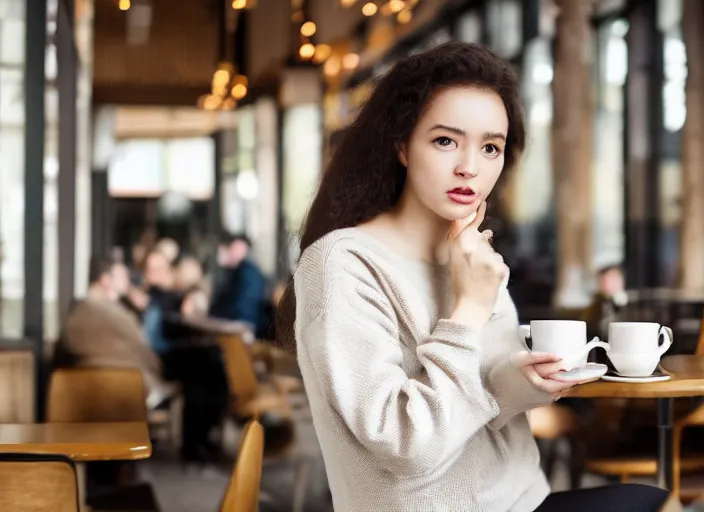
301, 21, 317, 37
362, 2, 377, 16
299, 43, 316, 59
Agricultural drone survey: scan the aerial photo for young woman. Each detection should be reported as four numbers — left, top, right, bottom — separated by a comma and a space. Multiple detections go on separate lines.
278, 42, 668, 511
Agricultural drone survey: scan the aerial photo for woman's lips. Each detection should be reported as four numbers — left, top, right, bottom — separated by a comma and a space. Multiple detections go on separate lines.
447, 189, 479, 205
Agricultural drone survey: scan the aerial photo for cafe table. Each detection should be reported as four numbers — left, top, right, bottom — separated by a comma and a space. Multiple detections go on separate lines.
0, 421, 152, 461
566, 355, 704, 490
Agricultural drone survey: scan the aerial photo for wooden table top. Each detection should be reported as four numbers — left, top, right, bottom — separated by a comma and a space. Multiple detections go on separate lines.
0, 422, 152, 461
567, 355, 704, 399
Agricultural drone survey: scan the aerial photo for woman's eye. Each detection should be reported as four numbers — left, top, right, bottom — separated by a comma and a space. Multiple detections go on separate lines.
483, 144, 502, 157
433, 137, 457, 150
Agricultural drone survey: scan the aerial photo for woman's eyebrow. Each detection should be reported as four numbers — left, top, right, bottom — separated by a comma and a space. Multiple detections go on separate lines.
429, 124, 465, 135
484, 132, 507, 141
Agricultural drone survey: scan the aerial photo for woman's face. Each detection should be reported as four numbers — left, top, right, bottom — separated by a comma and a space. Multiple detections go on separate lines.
399, 86, 509, 222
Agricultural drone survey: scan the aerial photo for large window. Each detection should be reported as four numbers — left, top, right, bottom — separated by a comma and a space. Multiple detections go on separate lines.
0, 0, 25, 337
658, 0, 685, 285
282, 103, 322, 269
592, 19, 627, 270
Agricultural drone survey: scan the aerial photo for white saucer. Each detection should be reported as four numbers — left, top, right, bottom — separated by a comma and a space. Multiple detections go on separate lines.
552, 363, 608, 383
601, 372, 671, 383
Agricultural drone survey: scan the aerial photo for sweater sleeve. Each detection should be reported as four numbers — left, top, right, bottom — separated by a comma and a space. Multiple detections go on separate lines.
296, 247, 506, 477
484, 291, 554, 430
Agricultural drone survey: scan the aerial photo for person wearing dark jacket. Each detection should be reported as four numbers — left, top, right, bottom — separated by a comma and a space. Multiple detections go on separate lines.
210, 233, 267, 336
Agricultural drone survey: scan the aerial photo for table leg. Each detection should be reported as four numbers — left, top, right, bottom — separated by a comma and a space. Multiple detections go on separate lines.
657, 398, 674, 489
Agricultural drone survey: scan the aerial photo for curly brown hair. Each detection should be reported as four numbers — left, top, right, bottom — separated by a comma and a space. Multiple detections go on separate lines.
277, 41, 526, 353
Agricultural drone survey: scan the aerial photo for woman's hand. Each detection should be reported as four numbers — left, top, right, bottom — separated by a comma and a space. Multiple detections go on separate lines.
448, 202, 509, 329
509, 351, 595, 398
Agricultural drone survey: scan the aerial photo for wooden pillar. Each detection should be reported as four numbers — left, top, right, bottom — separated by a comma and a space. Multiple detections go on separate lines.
551, 0, 594, 307
679, 0, 704, 289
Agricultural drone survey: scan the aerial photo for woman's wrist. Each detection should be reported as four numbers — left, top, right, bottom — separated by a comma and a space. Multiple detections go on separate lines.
448, 297, 492, 330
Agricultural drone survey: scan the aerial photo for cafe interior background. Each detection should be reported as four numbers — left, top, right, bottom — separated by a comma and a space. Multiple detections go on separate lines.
2, 0, 704, 510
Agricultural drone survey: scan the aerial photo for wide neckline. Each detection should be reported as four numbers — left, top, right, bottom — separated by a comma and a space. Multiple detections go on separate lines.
341, 226, 449, 270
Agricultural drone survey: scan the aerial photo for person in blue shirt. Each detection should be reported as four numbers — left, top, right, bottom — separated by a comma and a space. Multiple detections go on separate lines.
210, 233, 267, 336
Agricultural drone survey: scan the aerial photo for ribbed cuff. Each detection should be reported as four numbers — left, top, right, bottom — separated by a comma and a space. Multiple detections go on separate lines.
487, 359, 553, 431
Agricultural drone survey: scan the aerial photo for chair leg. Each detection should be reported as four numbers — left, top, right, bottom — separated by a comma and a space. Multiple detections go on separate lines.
568, 437, 585, 489
292, 457, 312, 512
537, 439, 558, 482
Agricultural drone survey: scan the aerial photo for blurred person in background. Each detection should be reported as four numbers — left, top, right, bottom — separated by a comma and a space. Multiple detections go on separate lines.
174, 255, 205, 292
582, 263, 627, 341
142, 250, 180, 355
58, 256, 173, 409
155, 237, 181, 265
210, 233, 267, 337
140, 249, 228, 465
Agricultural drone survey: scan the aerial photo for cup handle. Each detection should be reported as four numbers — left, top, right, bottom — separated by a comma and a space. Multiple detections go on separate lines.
518, 325, 530, 349
658, 326, 673, 356
580, 337, 611, 357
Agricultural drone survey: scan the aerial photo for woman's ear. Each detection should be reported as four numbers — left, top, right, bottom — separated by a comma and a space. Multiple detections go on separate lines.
397, 142, 408, 167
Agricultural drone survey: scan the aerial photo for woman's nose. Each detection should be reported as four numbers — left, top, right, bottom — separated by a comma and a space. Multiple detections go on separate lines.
455, 150, 479, 177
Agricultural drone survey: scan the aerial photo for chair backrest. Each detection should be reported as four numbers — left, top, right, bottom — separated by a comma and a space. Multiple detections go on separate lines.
47, 368, 147, 422
0, 454, 79, 512
216, 335, 260, 403
219, 420, 265, 512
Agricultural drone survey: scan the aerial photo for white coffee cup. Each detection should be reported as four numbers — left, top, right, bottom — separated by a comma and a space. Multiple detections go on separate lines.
606, 322, 672, 377
518, 320, 610, 371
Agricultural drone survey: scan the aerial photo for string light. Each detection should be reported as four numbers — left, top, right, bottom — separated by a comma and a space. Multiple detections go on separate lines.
343, 53, 360, 70
301, 21, 317, 37
299, 43, 316, 59
362, 2, 377, 16
397, 8, 412, 23
389, 0, 405, 13
340, 0, 356, 6
324, 56, 341, 77
313, 44, 332, 64
232, 0, 247, 9
118, 0, 130, 10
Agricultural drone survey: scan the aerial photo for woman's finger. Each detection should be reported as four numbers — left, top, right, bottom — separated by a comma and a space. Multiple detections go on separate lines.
448, 202, 486, 240
468, 201, 487, 229
449, 211, 477, 240
533, 361, 565, 379
510, 351, 562, 368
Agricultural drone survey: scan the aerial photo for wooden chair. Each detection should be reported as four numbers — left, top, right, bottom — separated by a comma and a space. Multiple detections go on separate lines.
218, 335, 313, 508
219, 420, 264, 512
0, 453, 80, 512
47, 368, 147, 423
584, 307, 704, 499
216, 335, 294, 425
529, 404, 584, 488
46, 368, 160, 511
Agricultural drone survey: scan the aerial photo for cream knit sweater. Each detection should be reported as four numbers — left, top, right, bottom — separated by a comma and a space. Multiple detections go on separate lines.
294, 228, 553, 512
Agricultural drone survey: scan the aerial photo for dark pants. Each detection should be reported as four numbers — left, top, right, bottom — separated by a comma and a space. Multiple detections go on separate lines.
537, 484, 669, 512
162, 346, 229, 462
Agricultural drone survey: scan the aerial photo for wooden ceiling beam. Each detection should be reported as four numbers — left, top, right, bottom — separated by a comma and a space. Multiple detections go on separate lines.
92, 84, 210, 106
